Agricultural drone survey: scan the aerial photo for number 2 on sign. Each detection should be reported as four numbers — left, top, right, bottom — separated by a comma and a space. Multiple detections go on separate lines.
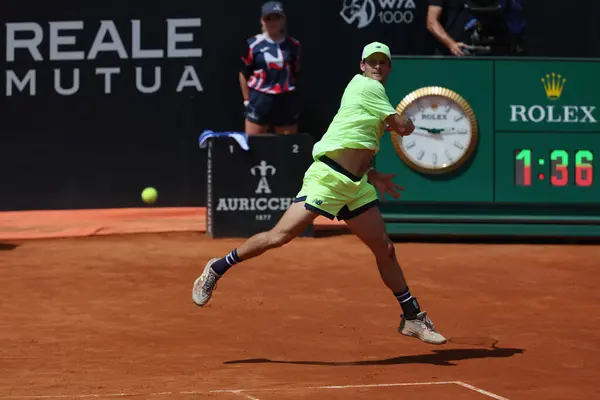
292, 144, 299, 153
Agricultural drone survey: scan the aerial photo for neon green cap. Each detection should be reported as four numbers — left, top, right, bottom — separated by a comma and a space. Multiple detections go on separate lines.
361, 42, 391, 61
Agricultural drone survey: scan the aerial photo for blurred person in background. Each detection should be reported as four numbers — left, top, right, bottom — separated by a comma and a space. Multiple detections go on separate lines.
239, 1, 301, 135
427, 0, 473, 56
500, 0, 526, 55
428, 0, 525, 57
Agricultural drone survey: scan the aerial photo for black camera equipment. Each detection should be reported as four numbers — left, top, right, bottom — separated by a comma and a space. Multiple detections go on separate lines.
463, 0, 523, 55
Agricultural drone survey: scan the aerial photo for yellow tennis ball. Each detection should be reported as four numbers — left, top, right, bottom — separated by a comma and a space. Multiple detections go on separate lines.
141, 187, 157, 204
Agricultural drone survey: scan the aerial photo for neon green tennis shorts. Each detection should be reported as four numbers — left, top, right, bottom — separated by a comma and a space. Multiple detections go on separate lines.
294, 156, 379, 220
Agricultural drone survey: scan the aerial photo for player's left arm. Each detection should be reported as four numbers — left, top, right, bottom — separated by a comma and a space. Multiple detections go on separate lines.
366, 164, 405, 200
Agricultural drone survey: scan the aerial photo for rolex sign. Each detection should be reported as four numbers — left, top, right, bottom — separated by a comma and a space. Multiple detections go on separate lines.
495, 61, 599, 132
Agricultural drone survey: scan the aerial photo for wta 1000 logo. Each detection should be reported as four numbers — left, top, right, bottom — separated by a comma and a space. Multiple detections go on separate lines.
4, 18, 204, 97
340, 0, 416, 29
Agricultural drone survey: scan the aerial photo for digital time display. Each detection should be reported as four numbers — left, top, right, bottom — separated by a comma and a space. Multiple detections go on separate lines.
494, 133, 600, 204
514, 149, 594, 187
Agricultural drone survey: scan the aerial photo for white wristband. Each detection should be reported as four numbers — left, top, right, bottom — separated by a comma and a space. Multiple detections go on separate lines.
243, 100, 249, 107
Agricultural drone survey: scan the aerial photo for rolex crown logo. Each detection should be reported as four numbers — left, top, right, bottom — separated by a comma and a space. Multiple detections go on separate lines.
541, 72, 566, 101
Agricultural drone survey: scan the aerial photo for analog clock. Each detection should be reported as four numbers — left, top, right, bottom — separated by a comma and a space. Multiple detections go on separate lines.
391, 86, 479, 175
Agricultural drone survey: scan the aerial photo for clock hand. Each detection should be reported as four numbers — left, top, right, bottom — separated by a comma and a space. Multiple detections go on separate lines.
415, 125, 435, 133
424, 128, 444, 134
410, 131, 432, 138
438, 128, 458, 135
410, 131, 443, 140
415, 126, 444, 134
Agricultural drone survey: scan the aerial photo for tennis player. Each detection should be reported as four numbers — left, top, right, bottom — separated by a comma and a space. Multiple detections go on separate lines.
193, 42, 447, 345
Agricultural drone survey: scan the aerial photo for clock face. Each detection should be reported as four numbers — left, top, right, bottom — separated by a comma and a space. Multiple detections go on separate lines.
392, 87, 478, 174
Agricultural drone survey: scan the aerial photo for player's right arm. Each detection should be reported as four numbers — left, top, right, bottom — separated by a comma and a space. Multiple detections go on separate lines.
361, 79, 414, 136
385, 113, 414, 136
426, 1, 465, 56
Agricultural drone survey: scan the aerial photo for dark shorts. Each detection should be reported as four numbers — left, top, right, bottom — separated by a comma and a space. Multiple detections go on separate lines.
246, 89, 299, 127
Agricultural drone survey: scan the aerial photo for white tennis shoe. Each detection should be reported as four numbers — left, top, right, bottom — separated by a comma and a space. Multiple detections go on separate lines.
192, 258, 220, 307
399, 311, 447, 345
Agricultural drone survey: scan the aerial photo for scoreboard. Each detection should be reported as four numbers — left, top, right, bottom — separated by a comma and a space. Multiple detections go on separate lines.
376, 57, 600, 237
498, 137, 597, 204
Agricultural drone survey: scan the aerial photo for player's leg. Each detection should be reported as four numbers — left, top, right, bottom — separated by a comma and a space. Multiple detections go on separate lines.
344, 206, 409, 291
236, 200, 318, 260
210, 160, 342, 274
192, 200, 317, 307
342, 189, 447, 345
192, 161, 343, 307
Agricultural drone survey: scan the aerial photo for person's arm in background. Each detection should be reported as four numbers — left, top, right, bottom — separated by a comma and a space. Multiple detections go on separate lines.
292, 38, 301, 86
239, 41, 253, 106
238, 73, 250, 107
426, 2, 466, 56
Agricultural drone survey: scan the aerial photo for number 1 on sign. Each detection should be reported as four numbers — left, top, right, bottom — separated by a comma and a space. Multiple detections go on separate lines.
229, 145, 234, 154
515, 149, 532, 186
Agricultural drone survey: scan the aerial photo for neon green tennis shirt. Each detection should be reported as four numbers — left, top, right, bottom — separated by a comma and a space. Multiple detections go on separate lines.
312, 74, 397, 160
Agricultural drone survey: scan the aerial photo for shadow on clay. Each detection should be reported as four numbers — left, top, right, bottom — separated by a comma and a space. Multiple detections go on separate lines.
0, 243, 19, 251
224, 341, 524, 367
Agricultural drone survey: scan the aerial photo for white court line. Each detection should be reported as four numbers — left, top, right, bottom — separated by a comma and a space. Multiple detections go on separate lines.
454, 381, 511, 400
14, 380, 509, 399
209, 381, 456, 393
231, 390, 261, 400
15, 382, 456, 399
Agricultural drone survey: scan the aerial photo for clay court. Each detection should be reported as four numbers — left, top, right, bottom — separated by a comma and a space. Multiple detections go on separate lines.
1, 209, 599, 400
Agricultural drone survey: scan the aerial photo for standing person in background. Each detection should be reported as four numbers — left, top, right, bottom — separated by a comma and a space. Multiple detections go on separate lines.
239, 1, 301, 135
426, 0, 473, 56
